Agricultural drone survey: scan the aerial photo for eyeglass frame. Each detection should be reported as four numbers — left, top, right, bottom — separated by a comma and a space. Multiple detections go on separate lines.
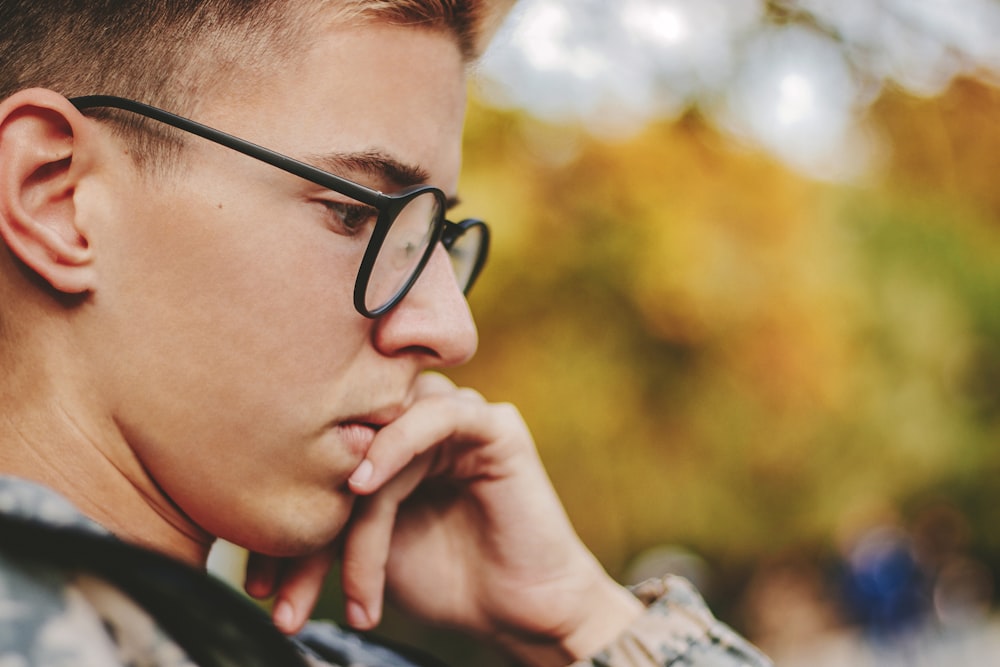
68, 94, 489, 318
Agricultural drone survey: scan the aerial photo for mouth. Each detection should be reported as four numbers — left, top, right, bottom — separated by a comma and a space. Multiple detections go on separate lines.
333, 405, 403, 455
337, 420, 384, 433
340, 403, 406, 429
334, 421, 381, 456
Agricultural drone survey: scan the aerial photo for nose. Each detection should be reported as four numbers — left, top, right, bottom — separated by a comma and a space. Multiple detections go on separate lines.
372, 243, 478, 367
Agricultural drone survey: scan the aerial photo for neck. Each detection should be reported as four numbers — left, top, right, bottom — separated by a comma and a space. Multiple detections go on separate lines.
0, 377, 214, 568
0, 281, 215, 568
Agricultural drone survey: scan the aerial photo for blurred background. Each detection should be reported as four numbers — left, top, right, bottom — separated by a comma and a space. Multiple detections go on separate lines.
313, 0, 1000, 664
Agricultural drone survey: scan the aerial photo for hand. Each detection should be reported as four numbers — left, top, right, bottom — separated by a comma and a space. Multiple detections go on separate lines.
245, 548, 334, 635
246, 373, 642, 665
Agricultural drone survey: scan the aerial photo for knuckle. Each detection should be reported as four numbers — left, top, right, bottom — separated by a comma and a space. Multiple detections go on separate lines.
492, 401, 523, 422
455, 386, 485, 402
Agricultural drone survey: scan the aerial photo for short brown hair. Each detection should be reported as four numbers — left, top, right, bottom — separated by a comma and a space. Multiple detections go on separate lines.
0, 0, 503, 99
0, 0, 509, 163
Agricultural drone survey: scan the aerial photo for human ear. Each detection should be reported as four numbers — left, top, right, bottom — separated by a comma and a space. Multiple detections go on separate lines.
0, 88, 96, 294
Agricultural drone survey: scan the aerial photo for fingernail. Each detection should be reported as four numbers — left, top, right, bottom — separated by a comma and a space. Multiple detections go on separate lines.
346, 600, 370, 629
273, 600, 295, 633
246, 570, 274, 599
349, 459, 373, 488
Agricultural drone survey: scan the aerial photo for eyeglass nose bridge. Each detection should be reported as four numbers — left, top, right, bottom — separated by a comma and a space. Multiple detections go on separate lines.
442, 217, 483, 249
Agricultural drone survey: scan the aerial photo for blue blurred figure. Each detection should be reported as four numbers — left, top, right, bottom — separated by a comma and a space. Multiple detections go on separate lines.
839, 525, 932, 641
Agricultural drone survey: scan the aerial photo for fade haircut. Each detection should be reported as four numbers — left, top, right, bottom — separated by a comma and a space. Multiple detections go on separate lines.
0, 0, 495, 166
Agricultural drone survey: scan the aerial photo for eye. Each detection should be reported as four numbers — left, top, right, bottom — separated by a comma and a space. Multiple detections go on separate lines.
321, 200, 378, 236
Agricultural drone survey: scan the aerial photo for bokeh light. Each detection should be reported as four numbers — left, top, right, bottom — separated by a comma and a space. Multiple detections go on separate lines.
478, 0, 1000, 179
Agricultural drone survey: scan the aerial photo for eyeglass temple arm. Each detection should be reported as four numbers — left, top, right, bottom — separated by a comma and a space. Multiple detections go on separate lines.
69, 95, 385, 208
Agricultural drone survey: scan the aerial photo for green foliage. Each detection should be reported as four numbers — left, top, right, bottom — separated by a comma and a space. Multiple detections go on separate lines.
324, 81, 1000, 660
452, 92, 1000, 577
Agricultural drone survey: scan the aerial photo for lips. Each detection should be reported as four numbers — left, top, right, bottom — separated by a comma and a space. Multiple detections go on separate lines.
335, 421, 380, 456
333, 405, 403, 456
340, 403, 406, 430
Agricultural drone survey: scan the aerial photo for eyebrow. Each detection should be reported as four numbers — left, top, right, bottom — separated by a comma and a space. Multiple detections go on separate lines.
305, 149, 461, 211
306, 149, 430, 191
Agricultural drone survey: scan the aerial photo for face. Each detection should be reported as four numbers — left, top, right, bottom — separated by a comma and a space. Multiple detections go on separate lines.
79, 22, 478, 556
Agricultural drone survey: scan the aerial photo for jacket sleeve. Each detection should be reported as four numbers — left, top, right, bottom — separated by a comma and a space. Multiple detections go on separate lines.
572, 575, 773, 667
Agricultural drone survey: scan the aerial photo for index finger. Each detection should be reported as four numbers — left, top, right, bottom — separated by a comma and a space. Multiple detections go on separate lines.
347, 390, 531, 496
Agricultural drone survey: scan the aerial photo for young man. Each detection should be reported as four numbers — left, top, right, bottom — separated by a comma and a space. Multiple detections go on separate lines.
0, 1, 771, 665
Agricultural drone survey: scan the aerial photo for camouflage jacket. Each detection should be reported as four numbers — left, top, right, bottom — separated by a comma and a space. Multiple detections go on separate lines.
0, 476, 771, 666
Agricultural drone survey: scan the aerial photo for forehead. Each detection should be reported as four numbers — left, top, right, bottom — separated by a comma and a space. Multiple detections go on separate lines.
195, 21, 468, 189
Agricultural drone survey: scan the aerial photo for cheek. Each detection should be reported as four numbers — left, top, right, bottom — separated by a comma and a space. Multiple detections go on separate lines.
118, 180, 365, 364
90, 178, 374, 441
88, 180, 373, 546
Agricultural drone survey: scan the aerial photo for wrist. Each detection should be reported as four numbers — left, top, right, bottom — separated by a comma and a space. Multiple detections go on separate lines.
498, 574, 645, 667
557, 578, 645, 663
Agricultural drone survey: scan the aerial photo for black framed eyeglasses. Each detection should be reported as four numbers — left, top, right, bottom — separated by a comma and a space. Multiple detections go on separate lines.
69, 95, 489, 318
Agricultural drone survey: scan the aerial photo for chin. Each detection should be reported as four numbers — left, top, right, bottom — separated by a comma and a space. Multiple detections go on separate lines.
216, 492, 354, 558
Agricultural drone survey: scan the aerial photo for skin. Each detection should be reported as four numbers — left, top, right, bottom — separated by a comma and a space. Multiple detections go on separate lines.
0, 18, 642, 667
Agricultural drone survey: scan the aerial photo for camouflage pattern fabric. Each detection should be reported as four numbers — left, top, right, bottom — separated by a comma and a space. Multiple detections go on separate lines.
574, 576, 772, 667
0, 476, 771, 666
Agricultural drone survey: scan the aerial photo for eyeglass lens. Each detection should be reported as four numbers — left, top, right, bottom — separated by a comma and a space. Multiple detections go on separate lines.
366, 191, 442, 313
447, 223, 485, 293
